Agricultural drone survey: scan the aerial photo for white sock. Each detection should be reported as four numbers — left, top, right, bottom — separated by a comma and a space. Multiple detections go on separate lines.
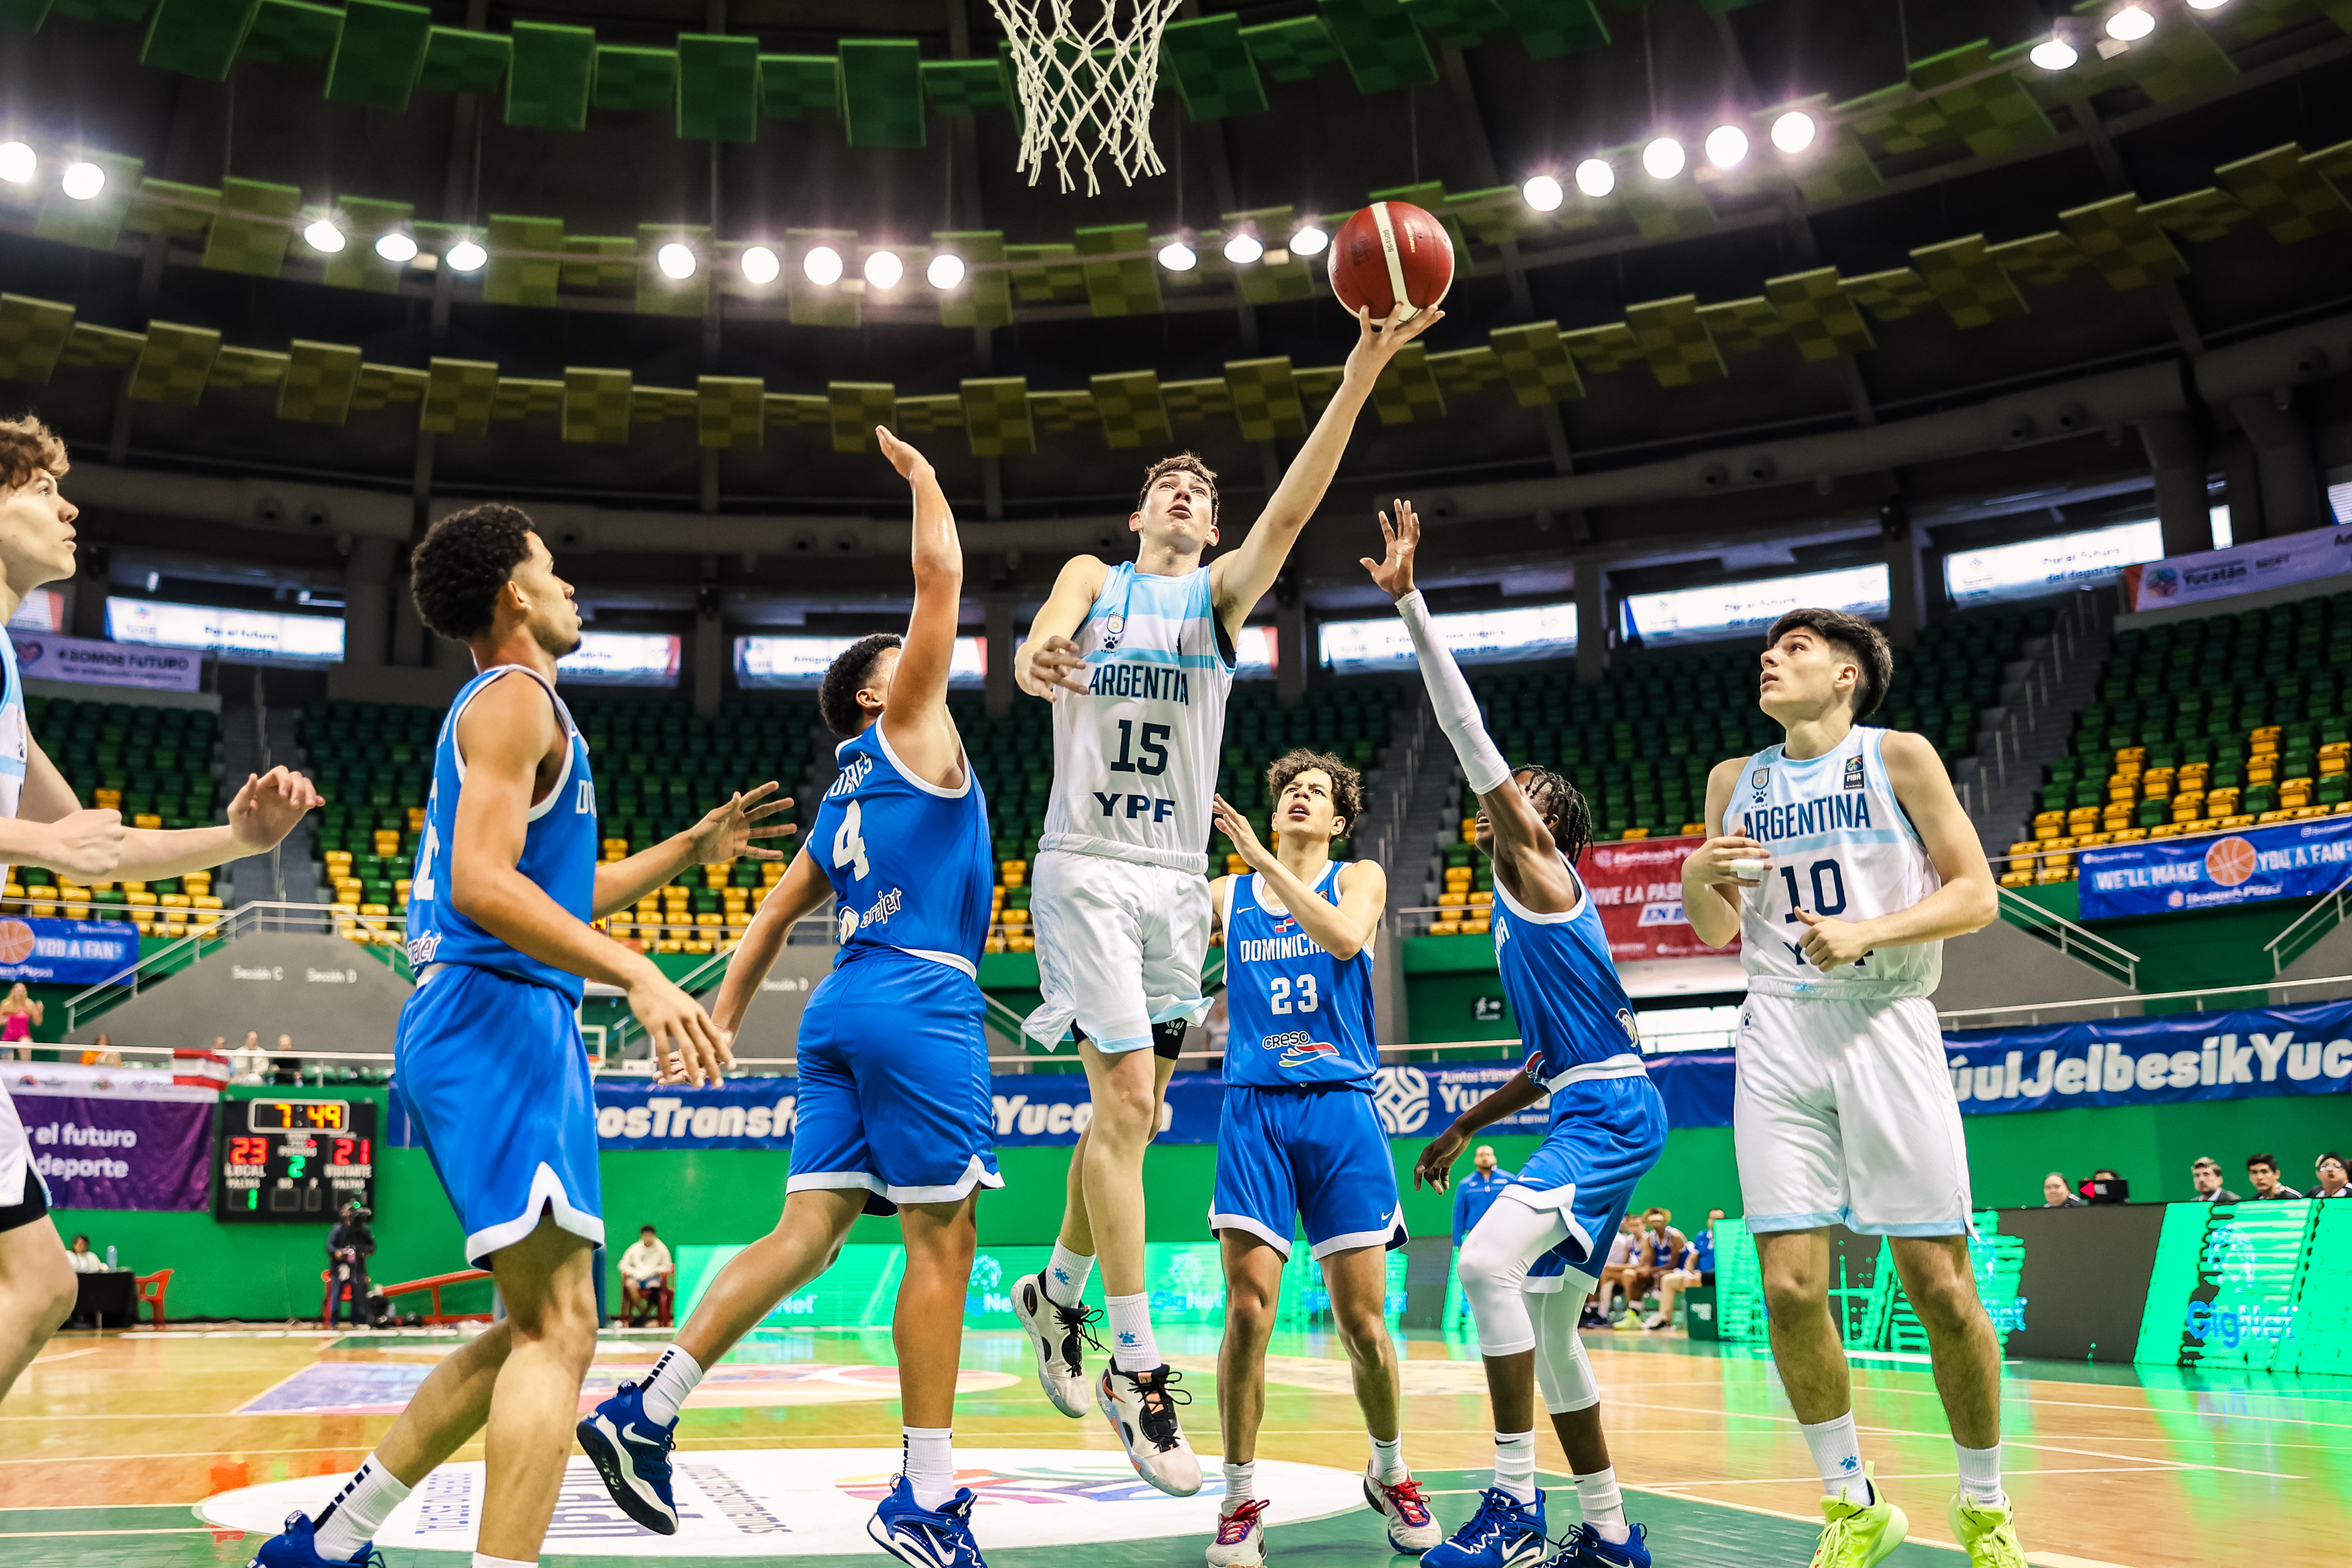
638, 1343, 705, 1426
313, 1456, 411, 1561
1573, 1468, 1630, 1545
1955, 1440, 2004, 1506
1800, 1413, 1870, 1504
1106, 1291, 1158, 1372
1369, 1432, 1405, 1483
1492, 1429, 1537, 1505
471, 1556, 534, 1568
1044, 1242, 1094, 1308
903, 1426, 956, 1511
1222, 1460, 1256, 1507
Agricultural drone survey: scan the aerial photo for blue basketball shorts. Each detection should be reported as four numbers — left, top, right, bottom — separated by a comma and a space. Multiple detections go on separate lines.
1504, 1074, 1668, 1288
1210, 1084, 1407, 1259
790, 950, 1003, 1212
394, 964, 603, 1269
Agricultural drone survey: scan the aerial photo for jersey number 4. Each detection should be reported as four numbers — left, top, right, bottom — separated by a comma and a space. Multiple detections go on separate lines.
832, 800, 871, 881
1268, 974, 1319, 1013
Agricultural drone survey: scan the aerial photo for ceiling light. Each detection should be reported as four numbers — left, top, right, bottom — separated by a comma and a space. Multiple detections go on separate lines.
1641, 137, 1685, 180
864, 249, 903, 289
60, 161, 104, 200
802, 245, 842, 285
1158, 240, 1197, 272
1574, 157, 1615, 198
926, 252, 966, 289
1288, 223, 1328, 257
375, 231, 418, 263
2106, 5, 2154, 40
1704, 124, 1748, 169
1769, 111, 1816, 154
444, 239, 487, 273
2029, 37, 2078, 69
0, 142, 33, 184
302, 220, 345, 253
1222, 231, 1263, 265
739, 245, 780, 285
1521, 174, 1564, 212
656, 243, 697, 280
2185, 0, 2229, 8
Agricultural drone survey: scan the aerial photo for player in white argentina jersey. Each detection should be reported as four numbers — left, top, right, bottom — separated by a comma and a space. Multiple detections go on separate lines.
1683, 609, 2019, 1568
1007, 303, 1442, 1496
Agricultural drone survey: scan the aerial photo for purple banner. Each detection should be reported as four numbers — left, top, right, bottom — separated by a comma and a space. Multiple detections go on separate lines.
18, 1095, 213, 1210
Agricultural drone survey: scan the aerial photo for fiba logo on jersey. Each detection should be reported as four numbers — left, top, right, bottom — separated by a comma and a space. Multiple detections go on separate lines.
1842, 754, 1865, 790
1372, 1065, 1430, 1134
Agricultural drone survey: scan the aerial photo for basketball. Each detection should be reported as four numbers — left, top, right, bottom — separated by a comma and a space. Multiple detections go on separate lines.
0, 920, 30, 963
1329, 201, 1455, 323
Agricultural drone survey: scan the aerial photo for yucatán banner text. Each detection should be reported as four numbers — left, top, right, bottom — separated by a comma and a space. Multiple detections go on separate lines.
2078, 815, 2352, 920
1943, 995, 2352, 1112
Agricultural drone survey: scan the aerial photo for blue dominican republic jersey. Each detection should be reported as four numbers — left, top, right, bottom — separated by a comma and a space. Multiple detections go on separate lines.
1220, 864, 1379, 1091
812, 721, 993, 973
404, 666, 598, 1002
1491, 858, 1645, 1090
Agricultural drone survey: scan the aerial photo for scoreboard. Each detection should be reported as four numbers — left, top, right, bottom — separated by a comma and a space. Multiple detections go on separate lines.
215, 1098, 378, 1221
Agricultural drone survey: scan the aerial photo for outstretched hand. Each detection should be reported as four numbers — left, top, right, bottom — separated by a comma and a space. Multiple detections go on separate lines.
876, 425, 932, 481
1413, 1124, 1469, 1192
1211, 794, 1273, 875
229, 767, 324, 854
1361, 499, 1422, 602
1343, 303, 1447, 384
685, 781, 797, 863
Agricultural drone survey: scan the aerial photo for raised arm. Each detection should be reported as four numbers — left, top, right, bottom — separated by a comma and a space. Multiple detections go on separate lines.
705, 845, 832, 1037
1363, 500, 1579, 914
1014, 554, 1109, 701
876, 427, 966, 787
0, 735, 318, 884
1210, 305, 1445, 635
1209, 795, 1386, 961
1788, 730, 1997, 971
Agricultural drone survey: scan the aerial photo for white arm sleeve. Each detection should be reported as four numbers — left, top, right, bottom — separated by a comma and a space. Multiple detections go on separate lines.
1397, 590, 1511, 796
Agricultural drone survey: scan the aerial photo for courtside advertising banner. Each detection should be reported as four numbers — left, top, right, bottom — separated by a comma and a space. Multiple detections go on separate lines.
1942, 996, 2352, 1113
1575, 836, 1735, 960
0, 916, 142, 985
6, 1064, 219, 1210
2076, 816, 2352, 920
2121, 526, 2352, 612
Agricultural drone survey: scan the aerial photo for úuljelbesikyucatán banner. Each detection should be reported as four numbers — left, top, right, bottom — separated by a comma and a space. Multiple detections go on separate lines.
7, 632, 202, 692
1575, 836, 1735, 962
6, 1065, 219, 1210
1943, 996, 2352, 1113
2120, 525, 2352, 612
2076, 815, 2352, 920
0, 916, 141, 985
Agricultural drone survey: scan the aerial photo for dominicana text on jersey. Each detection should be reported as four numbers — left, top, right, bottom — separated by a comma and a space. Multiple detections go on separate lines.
1042, 562, 1234, 874
1727, 726, 1943, 1001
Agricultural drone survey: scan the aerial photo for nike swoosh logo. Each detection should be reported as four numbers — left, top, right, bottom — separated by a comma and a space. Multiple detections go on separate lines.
886, 1525, 956, 1566
626, 1422, 665, 1446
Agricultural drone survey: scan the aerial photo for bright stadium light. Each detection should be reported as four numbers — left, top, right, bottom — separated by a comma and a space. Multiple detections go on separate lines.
302, 219, 345, 253
926, 251, 966, 289
1288, 223, 1328, 256
864, 249, 903, 288
60, 161, 104, 200
2186, 0, 2230, 8
803, 244, 843, 285
1770, 111, 1817, 153
375, 231, 418, 263
1521, 174, 1564, 212
1574, 157, 1615, 198
2106, 5, 2154, 39
739, 244, 780, 285
2030, 36, 2079, 69
1222, 231, 1263, 265
1704, 124, 1748, 169
1641, 137, 1686, 180
656, 243, 697, 280
1157, 239, 1197, 272
0, 142, 34, 184
444, 239, 487, 273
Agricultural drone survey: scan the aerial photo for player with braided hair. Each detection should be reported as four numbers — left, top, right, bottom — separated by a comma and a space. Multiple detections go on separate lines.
1365, 500, 1666, 1568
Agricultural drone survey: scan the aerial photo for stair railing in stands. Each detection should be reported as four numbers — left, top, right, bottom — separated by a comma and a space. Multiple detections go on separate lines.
61, 899, 408, 1034
2264, 870, 2352, 975
1994, 882, 2140, 989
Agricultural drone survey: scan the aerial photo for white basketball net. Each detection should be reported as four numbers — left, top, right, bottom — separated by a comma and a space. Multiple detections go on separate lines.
987, 0, 1188, 196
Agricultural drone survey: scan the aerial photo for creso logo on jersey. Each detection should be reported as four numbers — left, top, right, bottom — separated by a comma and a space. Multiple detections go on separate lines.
826, 755, 874, 799
1743, 792, 1874, 843
1372, 1065, 1430, 1134
1086, 660, 1192, 705
1262, 1030, 1337, 1070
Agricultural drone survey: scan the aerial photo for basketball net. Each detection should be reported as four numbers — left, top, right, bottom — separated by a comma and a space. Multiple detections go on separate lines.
987, 0, 1187, 196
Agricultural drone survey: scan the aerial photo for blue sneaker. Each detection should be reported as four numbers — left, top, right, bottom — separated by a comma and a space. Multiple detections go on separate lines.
1424, 1487, 1547, 1568
867, 1475, 989, 1567
1545, 1522, 1651, 1568
244, 1512, 382, 1568
576, 1381, 679, 1534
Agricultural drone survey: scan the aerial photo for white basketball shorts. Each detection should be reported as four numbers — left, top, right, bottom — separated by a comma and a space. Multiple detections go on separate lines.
1733, 991, 1972, 1237
1022, 848, 1213, 1056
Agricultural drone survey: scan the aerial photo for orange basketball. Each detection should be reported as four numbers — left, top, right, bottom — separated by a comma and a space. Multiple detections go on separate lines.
2205, 835, 2257, 888
1329, 200, 1454, 322
0, 920, 33, 964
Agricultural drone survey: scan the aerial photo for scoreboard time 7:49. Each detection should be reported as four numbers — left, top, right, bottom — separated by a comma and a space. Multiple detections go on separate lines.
216, 1098, 377, 1221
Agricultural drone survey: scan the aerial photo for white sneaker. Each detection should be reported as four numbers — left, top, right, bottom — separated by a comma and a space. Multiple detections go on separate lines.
1011, 1271, 1097, 1419
1097, 1364, 1202, 1497
1641, 1314, 1668, 1332
1364, 1467, 1442, 1553
1205, 1497, 1269, 1566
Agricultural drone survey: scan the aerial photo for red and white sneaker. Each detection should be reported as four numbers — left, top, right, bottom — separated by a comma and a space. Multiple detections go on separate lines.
1365, 1468, 1442, 1553
1206, 1497, 1269, 1566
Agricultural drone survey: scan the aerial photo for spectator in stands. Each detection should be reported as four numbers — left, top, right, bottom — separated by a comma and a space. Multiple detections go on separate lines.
1, 983, 40, 1060
2314, 1152, 2350, 1198
2042, 1171, 2087, 1208
2189, 1157, 2240, 1203
1587, 1215, 1646, 1328
77, 1032, 119, 1067
1449, 1143, 1515, 1248
230, 1032, 266, 1084
2247, 1153, 2302, 1200
65, 1235, 104, 1274
619, 1224, 675, 1326
270, 1032, 300, 1086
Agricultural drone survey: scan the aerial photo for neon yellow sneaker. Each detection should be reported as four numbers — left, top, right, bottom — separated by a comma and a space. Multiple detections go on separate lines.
1947, 1493, 2026, 1568
1807, 1465, 1907, 1568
